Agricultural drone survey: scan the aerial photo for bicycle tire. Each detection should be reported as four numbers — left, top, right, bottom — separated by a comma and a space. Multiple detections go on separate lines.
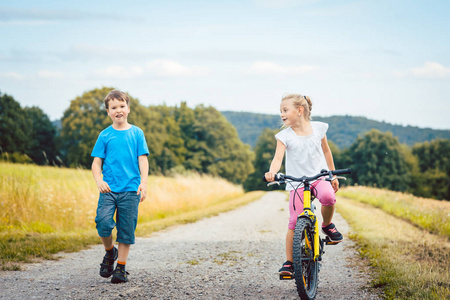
293, 217, 319, 300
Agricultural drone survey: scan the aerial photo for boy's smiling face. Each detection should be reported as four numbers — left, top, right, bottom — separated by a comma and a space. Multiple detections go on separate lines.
107, 99, 130, 127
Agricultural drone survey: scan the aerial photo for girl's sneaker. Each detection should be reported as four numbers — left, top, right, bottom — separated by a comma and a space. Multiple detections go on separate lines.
278, 260, 294, 275
321, 223, 343, 242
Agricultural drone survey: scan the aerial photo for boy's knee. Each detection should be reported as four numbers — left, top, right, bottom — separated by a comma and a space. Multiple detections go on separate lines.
95, 216, 115, 237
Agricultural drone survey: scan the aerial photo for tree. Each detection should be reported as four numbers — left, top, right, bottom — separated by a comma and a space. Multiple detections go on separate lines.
349, 129, 411, 191
0, 92, 31, 154
59, 87, 151, 168
411, 139, 450, 200
182, 105, 254, 184
24, 106, 57, 165
244, 128, 283, 191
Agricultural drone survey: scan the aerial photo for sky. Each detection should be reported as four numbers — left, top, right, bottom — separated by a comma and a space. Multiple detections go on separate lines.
1, 0, 449, 129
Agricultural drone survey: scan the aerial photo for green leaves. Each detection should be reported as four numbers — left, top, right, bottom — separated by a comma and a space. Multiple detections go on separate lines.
349, 129, 411, 192
57, 90, 253, 183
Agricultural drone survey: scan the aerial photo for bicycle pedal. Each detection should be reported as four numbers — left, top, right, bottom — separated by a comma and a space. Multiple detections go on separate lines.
279, 274, 294, 280
324, 236, 341, 245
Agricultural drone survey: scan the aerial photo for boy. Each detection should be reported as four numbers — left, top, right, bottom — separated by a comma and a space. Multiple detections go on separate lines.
91, 90, 149, 283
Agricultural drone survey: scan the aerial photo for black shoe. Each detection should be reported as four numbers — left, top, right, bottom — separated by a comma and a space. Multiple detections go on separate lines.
99, 247, 118, 278
322, 223, 343, 242
278, 260, 294, 275
111, 266, 129, 284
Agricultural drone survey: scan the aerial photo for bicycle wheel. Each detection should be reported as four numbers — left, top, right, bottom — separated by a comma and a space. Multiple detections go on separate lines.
293, 217, 319, 300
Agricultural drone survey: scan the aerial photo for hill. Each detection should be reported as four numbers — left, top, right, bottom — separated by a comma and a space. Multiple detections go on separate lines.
221, 111, 450, 149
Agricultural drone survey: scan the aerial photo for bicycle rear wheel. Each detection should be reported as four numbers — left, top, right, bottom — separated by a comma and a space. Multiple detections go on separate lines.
293, 217, 319, 300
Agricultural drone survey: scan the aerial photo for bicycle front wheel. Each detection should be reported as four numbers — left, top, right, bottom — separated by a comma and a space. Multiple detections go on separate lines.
293, 217, 319, 300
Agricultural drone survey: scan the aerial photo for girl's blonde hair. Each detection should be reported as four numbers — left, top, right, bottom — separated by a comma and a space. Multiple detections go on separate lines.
281, 93, 312, 120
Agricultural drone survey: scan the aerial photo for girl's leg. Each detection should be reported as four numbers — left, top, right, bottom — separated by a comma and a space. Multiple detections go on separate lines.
287, 189, 304, 261
286, 229, 295, 262
314, 180, 336, 226
321, 204, 335, 226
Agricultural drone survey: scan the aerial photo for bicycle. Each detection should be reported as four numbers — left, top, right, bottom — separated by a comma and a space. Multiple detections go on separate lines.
264, 168, 351, 300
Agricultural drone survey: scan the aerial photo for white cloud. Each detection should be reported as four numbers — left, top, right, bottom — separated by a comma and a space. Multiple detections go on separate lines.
94, 66, 143, 79
0, 72, 26, 80
93, 60, 208, 79
37, 70, 64, 79
146, 59, 209, 77
409, 62, 450, 79
246, 61, 317, 76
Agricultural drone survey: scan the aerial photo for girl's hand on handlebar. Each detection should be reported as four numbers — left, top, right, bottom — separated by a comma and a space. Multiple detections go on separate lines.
265, 172, 275, 182
331, 177, 339, 193
96, 180, 111, 193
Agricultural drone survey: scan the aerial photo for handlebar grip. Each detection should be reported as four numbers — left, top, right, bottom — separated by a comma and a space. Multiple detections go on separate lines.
263, 175, 268, 182
332, 168, 352, 175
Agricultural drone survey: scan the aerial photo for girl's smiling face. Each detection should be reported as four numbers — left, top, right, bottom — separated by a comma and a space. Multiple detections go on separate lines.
280, 99, 301, 126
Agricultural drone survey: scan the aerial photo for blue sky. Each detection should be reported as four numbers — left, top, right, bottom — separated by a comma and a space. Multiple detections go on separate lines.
1, 0, 449, 129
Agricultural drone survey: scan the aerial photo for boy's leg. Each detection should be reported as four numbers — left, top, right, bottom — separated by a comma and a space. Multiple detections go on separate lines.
100, 235, 114, 250
118, 243, 131, 263
95, 193, 118, 278
112, 192, 140, 283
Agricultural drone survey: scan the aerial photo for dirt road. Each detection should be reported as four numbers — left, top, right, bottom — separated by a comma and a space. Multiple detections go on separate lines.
1, 192, 381, 299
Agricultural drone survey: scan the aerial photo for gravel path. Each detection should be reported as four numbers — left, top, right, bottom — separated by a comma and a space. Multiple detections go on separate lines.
1, 192, 381, 299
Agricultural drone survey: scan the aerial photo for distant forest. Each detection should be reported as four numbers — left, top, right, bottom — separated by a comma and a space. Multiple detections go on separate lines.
221, 111, 450, 149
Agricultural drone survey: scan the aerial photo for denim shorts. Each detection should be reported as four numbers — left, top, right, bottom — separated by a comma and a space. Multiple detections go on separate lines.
95, 191, 140, 244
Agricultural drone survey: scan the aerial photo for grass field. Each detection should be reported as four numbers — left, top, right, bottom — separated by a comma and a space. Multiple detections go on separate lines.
340, 186, 450, 238
0, 162, 263, 270
338, 187, 450, 300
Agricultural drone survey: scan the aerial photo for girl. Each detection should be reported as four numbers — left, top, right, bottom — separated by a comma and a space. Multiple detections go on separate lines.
264, 94, 342, 276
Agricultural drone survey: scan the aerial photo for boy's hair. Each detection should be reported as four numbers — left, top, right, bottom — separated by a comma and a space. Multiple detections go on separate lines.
104, 90, 130, 109
281, 93, 313, 120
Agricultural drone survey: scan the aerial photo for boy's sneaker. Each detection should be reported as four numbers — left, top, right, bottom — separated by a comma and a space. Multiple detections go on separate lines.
111, 266, 129, 284
322, 223, 343, 242
278, 260, 294, 275
99, 247, 118, 278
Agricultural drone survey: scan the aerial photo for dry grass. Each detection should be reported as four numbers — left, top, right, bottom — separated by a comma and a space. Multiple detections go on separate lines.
337, 195, 450, 299
0, 162, 244, 232
0, 162, 263, 269
340, 186, 450, 238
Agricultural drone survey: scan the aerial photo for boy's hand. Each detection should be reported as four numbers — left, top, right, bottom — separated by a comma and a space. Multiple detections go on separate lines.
331, 177, 339, 193
96, 180, 111, 193
264, 172, 275, 182
137, 184, 147, 202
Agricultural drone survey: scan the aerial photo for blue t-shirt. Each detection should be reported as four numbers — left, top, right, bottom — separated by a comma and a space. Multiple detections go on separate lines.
91, 125, 149, 192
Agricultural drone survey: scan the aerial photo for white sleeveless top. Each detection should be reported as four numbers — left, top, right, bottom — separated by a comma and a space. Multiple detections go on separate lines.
275, 121, 329, 191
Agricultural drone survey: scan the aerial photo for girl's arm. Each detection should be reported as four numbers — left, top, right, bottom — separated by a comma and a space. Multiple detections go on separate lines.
265, 139, 286, 182
92, 157, 111, 193
137, 155, 149, 202
321, 135, 339, 192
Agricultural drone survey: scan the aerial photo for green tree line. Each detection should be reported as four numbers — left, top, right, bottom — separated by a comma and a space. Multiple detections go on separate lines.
0, 88, 253, 184
244, 128, 449, 200
1, 88, 448, 199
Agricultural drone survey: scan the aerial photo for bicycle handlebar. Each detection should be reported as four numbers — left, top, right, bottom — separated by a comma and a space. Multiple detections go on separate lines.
263, 168, 352, 184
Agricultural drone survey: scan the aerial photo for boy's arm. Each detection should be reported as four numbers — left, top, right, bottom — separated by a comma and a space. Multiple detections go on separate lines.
265, 139, 286, 182
321, 135, 339, 193
137, 155, 149, 202
92, 157, 111, 193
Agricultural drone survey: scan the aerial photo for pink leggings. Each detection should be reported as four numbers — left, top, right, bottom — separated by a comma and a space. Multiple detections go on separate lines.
288, 180, 336, 230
